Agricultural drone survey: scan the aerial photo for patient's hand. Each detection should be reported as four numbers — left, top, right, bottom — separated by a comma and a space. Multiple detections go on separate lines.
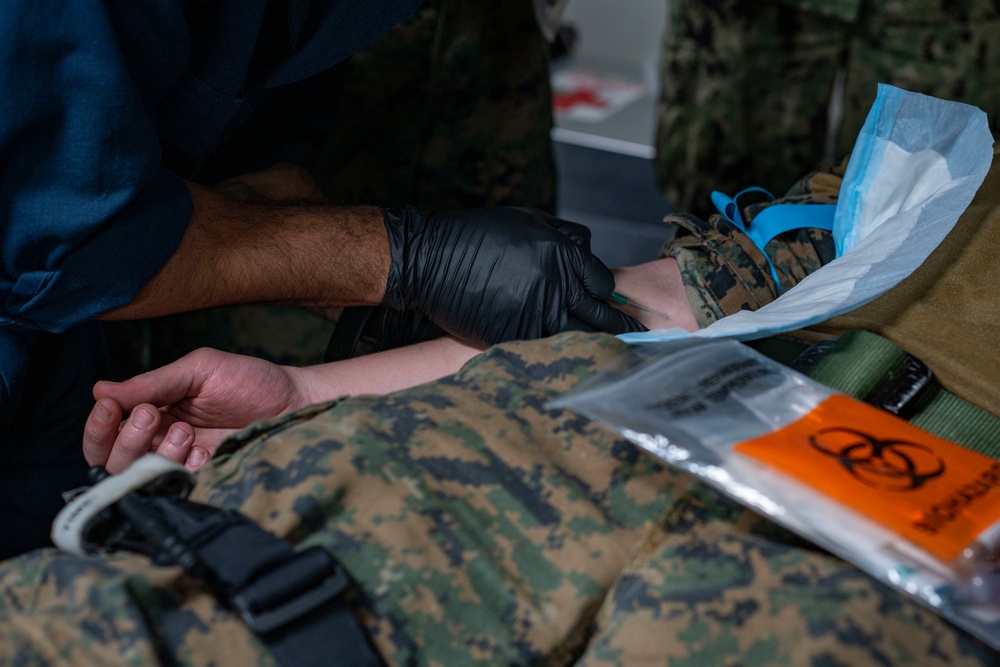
84, 335, 482, 474
83, 348, 313, 474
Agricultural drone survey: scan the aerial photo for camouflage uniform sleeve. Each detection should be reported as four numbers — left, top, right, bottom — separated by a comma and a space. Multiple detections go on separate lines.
663, 160, 844, 328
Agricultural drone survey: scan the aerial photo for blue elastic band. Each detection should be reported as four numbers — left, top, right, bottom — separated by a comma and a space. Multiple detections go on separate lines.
710, 187, 775, 231
712, 188, 836, 293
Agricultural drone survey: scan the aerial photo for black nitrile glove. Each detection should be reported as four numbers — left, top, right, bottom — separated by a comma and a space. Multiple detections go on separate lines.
382, 206, 646, 347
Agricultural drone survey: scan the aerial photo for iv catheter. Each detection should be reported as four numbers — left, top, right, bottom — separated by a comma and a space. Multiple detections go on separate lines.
609, 291, 671, 320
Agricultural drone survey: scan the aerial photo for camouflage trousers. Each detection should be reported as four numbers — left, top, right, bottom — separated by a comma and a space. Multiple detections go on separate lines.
308, 0, 556, 213
657, 0, 1000, 218
1, 332, 995, 666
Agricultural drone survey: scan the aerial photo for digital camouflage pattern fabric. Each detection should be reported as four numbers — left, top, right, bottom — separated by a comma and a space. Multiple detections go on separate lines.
657, 0, 1000, 217
575, 482, 996, 667
0, 332, 996, 666
308, 0, 556, 213
662, 158, 845, 328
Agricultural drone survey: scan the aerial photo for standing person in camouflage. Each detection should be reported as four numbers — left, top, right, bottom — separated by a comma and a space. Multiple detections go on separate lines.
310, 0, 558, 214
657, 0, 1000, 217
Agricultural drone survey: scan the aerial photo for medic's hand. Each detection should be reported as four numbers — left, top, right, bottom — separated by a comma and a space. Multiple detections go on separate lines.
382, 207, 646, 347
82, 348, 310, 474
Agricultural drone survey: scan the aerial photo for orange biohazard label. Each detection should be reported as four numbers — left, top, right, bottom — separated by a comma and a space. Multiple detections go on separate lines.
734, 394, 1000, 561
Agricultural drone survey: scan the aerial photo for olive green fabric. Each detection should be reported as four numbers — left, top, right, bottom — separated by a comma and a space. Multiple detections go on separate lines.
783, 329, 1000, 460
812, 144, 1000, 419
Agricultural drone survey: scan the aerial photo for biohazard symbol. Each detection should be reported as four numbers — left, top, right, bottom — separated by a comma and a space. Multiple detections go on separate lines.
809, 428, 946, 491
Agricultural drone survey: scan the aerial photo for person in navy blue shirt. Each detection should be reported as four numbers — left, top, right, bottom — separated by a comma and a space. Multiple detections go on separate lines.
0, 1, 641, 559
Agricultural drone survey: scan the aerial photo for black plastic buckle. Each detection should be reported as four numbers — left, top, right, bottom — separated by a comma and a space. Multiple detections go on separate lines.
53, 457, 196, 557
870, 355, 934, 419
233, 546, 350, 634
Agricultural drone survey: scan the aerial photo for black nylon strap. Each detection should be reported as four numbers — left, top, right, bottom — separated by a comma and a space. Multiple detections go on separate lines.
134, 496, 384, 667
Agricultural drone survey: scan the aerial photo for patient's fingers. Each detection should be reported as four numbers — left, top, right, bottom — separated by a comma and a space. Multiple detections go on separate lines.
104, 404, 161, 474
83, 399, 208, 475
154, 424, 209, 472
82, 398, 123, 467
155, 423, 195, 467
185, 446, 210, 472
93, 369, 190, 414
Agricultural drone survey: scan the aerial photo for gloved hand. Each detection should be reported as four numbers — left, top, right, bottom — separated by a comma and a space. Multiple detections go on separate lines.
382, 206, 646, 347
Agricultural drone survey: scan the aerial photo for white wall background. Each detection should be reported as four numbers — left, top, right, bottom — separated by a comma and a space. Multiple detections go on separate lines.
561, 0, 668, 78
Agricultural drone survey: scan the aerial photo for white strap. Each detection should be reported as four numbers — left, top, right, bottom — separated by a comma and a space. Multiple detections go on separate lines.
51, 455, 191, 556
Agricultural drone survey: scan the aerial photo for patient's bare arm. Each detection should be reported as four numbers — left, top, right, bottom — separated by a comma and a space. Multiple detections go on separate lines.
84, 256, 696, 475
84, 337, 482, 474
611, 257, 699, 332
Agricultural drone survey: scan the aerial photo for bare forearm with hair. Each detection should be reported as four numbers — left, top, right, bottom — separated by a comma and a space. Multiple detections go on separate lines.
100, 181, 389, 320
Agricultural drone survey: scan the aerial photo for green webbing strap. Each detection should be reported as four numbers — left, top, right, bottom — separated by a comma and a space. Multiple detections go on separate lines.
806, 331, 909, 398
803, 330, 1000, 461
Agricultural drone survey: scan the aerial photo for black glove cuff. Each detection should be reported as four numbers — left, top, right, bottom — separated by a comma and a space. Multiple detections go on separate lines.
381, 206, 422, 312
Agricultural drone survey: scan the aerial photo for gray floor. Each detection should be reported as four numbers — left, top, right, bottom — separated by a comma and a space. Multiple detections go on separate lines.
553, 139, 674, 269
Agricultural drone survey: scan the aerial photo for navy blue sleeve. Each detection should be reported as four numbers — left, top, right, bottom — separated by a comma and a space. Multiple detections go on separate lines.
0, 1, 194, 333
